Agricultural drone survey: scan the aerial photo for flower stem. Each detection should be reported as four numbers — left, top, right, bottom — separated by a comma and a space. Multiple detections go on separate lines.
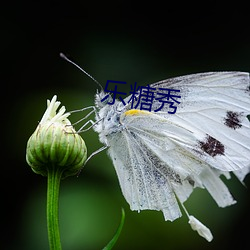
47, 165, 63, 250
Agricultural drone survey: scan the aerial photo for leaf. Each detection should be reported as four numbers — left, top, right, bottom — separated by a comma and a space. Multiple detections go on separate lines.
102, 208, 125, 250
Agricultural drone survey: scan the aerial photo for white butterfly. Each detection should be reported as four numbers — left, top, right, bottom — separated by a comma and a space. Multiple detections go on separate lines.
61, 53, 250, 242
89, 72, 250, 241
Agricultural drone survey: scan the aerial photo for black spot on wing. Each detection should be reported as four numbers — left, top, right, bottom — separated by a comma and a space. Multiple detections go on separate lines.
186, 177, 195, 186
224, 111, 243, 130
199, 135, 225, 157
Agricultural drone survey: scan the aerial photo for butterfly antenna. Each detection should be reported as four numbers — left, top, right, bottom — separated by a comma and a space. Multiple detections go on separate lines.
60, 53, 103, 91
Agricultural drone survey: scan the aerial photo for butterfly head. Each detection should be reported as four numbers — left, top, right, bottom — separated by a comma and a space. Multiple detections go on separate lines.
94, 90, 110, 109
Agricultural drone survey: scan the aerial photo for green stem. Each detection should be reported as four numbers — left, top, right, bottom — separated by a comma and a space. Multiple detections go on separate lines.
47, 165, 63, 250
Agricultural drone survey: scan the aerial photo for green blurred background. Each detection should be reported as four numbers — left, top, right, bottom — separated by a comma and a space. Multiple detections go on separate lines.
2, 1, 250, 250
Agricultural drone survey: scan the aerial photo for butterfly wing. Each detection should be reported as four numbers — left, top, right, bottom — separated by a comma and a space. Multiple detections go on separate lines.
149, 72, 250, 174
106, 122, 182, 221
105, 72, 249, 221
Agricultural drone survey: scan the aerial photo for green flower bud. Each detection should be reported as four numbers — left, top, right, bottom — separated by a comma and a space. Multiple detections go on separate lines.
26, 95, 87, 178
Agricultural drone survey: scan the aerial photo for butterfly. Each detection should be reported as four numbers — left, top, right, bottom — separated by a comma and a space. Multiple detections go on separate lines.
61, 55, 250, 241
91, 72, 250, 241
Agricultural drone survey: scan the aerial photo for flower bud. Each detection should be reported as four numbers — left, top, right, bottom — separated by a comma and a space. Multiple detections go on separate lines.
26, 95, 87, 178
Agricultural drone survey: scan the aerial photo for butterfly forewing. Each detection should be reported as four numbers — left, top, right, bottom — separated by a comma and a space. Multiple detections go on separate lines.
147, 72, 250, 173
107, 123, 183, 221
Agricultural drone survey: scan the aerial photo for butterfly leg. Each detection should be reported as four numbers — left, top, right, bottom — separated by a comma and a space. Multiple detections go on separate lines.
70, 106, 96, 125
68, 106, 101, 132
77, 119, 98, 132
77, 145, 108, 176
85, 145, 108, 165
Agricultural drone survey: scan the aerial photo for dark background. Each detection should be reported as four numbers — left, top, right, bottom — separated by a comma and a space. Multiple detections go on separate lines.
2, 1, 250, 250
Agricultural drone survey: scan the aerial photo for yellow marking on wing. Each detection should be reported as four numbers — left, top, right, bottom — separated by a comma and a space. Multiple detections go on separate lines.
124, 109, 151, 116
